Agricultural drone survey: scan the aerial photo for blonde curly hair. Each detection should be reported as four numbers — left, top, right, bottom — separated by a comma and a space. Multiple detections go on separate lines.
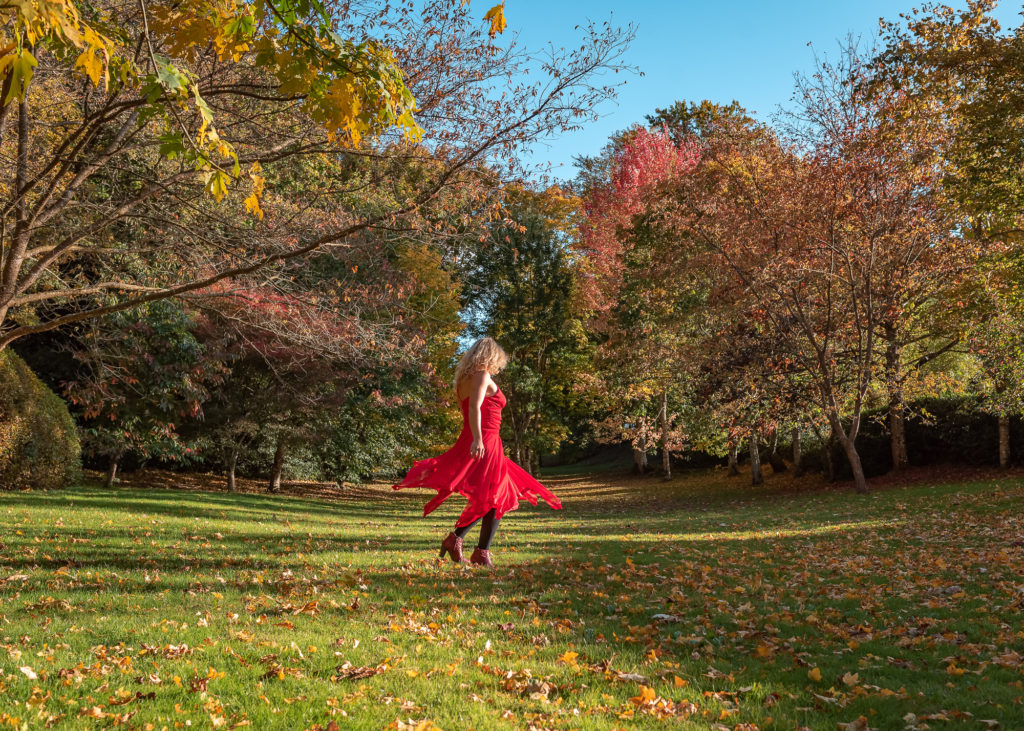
454, 337, 508, 389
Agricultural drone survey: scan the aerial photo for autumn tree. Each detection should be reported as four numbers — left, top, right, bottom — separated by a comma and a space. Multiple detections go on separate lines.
873, 0, 1024, 236
462, 185, 592, 474
64, 300, 224, 487
967, 262, 1024, 469
0, 0, 633, 356
576, 126, 705, 475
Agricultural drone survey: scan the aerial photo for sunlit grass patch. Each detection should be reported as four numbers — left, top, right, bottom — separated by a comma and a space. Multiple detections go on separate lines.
0, 471, 1022, 729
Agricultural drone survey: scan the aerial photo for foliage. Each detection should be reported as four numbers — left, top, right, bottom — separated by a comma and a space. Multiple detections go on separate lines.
462, 185, 593, 471
872, 0, 1024, 234
0, 0, 632, 353
0, 349, 80, 489
64, 300, 222, 468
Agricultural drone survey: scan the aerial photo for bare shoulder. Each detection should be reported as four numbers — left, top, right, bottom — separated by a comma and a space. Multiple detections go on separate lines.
469, 370, 496, 398
458, 370, 493, 401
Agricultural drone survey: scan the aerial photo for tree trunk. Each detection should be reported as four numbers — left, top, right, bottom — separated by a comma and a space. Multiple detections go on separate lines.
885, 336, 909, 471
749, 430, 763, 486
0, 97, 30, 329
632, 448, 647, 474
659, 390, 671, 480
104, 449, 124, 489
824, 427, 837, 483
269, 435, 286, 493
838, 434, 869, 494
792, 428, 803, 476
226, 446, 239, 492
727, 441, 739, 476
767, 428, 787, 473
999, 413, 1011, 469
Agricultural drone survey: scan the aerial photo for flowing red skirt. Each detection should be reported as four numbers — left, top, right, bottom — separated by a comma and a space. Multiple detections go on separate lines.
392, 392, 561, 527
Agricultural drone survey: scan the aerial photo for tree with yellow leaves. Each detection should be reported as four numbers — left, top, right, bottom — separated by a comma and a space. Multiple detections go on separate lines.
0, 0, 631, 352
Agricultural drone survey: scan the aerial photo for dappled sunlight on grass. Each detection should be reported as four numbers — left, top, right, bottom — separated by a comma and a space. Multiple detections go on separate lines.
1, 469, 1022, 729
531, 518, 906, 545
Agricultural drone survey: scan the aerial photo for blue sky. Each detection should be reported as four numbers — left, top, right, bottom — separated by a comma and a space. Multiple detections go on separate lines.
469, 0, 1023, 181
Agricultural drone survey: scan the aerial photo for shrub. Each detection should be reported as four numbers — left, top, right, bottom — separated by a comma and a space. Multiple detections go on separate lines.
0, 350, 81, 489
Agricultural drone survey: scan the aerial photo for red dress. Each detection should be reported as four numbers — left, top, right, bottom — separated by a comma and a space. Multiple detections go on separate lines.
392, 386, 562, 527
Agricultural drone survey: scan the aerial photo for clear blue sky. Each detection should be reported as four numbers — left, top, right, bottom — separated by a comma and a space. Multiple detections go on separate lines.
468, 0, 1023, 181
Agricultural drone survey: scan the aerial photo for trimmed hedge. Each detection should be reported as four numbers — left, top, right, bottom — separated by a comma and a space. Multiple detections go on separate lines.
795, 396, 1022, 479
0, 350, 80, 489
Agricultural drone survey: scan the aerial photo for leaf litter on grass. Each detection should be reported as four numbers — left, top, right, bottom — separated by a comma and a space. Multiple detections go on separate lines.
0, 470, 1022, 729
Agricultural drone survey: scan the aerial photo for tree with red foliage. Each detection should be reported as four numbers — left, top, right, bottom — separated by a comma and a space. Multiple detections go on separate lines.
660, 45, 976, 492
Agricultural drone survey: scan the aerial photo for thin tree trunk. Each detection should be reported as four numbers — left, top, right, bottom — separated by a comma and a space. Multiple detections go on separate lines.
838, 434, 869, 494
507, 400, 523, 466
632, 447, 647, 474
767, 428, 787, 473
749, 429, 763, 486
824, 427, 837, 483
660, 390, 671, 480
269, 435, 286, 493
809, 420, 836, 482
0, 96, 30, 329
792, 428, 803, 476
727, 441, 739, 476
104, 449, 124, 489
885, 336, 909, 471
999, 413, 1011, 469
226, 446, 239, 492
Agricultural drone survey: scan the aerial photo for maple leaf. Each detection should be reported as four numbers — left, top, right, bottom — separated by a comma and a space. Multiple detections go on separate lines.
483, 3, 506, 38
629, 685, 657, 706
557, 650, 579, 666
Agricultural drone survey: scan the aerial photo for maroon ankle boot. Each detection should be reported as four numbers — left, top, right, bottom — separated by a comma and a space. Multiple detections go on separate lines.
439, 532, 467, 563
469, 548, 493, 567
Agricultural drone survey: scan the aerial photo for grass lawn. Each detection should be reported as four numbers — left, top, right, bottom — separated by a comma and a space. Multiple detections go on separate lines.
1, 468, 1022, 730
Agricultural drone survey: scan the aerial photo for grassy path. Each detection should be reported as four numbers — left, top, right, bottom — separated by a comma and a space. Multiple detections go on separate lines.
0, 469, 1022, 729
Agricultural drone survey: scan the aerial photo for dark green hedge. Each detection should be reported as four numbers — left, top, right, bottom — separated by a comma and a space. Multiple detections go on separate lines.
0, 350, 81, 489
797, 396, 1019, 479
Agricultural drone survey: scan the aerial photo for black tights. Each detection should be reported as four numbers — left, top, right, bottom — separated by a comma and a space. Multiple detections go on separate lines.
454, 508, 501, 550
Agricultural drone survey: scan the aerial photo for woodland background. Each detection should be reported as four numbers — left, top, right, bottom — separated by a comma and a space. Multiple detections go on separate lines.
2, 0, 1024, 496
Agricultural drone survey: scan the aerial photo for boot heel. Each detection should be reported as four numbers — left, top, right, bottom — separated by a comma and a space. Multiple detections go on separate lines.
440, 532, 467, 563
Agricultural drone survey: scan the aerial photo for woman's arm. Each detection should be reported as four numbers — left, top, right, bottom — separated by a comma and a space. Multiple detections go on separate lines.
468, 370, 490, 459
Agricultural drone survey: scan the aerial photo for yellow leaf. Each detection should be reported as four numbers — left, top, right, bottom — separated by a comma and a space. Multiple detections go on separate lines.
808, 667, 822, 682
0, 49, 37, 105
629, 685, 656, 705
557, 650, 578, 665
673, 675, 688, 688
244, 193, 263, 220
483, 2, 506, 38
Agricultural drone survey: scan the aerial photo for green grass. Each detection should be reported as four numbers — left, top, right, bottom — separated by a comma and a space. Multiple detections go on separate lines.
1, 469, 1022, 730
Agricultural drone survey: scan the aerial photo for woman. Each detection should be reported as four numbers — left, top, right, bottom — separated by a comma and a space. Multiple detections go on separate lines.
392, 337, 562, 566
